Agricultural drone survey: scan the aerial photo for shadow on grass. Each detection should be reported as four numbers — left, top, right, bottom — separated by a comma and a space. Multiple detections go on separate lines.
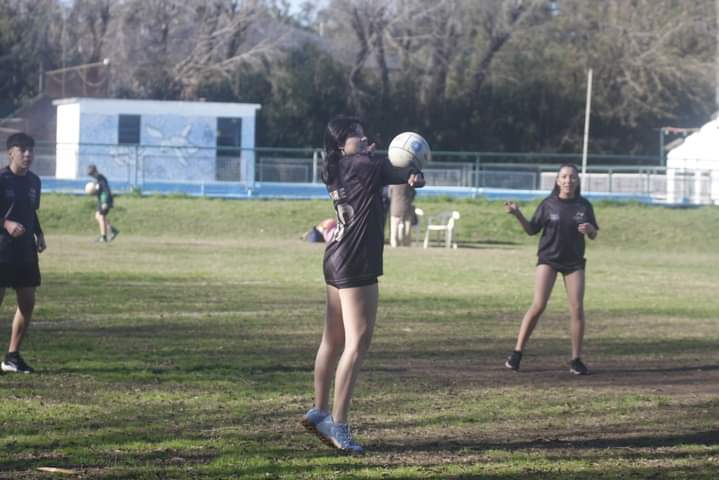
22, 316, 719, 395
591, 364, 719, 374
456, 239, 522, 249
0, 447, 218, 476
376, 429, 719, 454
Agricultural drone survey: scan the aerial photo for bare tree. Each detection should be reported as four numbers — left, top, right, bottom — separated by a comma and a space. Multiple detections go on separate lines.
95, 0, 285, 99
64, 0, 113, 63
571, 0, 714, 127
341, 0, 554, 106
320, 0, 392, 116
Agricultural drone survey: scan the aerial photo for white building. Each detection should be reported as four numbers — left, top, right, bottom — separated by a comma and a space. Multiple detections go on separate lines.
54, 98, 261, 184
666, 119, 719, 204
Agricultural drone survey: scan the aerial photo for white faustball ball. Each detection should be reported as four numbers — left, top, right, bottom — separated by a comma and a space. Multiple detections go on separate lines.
388, 132, 431, 169
84, 181, 98, 195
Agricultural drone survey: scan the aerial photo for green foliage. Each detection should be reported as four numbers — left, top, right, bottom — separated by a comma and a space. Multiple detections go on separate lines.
0, 1, 714, 156
259, 44, 351, 148
37, 193, 719, 252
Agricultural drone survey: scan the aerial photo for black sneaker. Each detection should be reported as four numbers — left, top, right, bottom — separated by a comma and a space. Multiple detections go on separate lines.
569, 358, 588, 375
2, 352, 34, 373
96, 235, 108, 243
109, 227, 119, 242
505, 351, 522, 371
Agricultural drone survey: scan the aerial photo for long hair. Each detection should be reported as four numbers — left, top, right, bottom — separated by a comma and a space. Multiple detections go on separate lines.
551, 163, 582, 197
321, 115, 363, 185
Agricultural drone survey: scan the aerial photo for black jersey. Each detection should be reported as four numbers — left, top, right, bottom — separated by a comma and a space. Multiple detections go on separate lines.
95, 174, 113, 208
0, 166, 42, 264
528, 194, 598, 270
323, 154, 413, 288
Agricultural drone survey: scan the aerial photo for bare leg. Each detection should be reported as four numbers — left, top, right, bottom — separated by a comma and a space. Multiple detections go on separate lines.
563, 269, 586, 359
8, 287, 35, 353
95, 211, 107, 237
332, 283, 378, 424
513, 265, 557, 352
313, 286, 345, 412
401, 219, 412, 246
389, 216, 400, 247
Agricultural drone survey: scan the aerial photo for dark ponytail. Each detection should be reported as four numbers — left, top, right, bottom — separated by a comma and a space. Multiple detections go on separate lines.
321, 115, 363, 185
551, 163, 582, 197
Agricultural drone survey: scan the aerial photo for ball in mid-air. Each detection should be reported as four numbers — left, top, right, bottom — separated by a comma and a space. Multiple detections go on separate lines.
84, 181, 98, 195
388, 132, 431, 169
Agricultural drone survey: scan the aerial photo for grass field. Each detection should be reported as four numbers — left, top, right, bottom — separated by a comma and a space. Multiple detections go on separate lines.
1, 194, 718, 479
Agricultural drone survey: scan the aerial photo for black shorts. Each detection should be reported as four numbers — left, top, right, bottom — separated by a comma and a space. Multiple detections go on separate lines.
325, 276, 378, 289
537, 259, 585, 275
97, 205, 112, 215
0, 262, 41, 289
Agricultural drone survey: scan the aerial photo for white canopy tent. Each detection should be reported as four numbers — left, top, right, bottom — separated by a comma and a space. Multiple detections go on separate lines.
666, 119, 719, 204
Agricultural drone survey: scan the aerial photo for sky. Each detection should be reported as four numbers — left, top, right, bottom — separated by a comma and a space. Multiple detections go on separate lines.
286, 0, 328, 14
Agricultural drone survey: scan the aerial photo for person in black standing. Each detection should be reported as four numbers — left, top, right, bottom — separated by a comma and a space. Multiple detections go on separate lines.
301, 116, 424, 454
87, 164, 118, 243
503, 163, 598, 375
0, 133, 46, 373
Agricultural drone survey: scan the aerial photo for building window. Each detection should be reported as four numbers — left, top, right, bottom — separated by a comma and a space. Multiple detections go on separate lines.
217, 118, 242, 156
118, 114, 140, 144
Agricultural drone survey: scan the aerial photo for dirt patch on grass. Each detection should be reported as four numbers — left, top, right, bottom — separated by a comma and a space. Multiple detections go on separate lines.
393, 355, 719, 396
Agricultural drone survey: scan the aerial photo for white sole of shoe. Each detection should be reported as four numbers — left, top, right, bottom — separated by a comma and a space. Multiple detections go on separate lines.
1, 362, 31, 373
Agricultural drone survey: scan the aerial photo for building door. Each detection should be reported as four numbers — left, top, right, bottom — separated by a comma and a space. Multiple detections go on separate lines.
216, 118, 242, 181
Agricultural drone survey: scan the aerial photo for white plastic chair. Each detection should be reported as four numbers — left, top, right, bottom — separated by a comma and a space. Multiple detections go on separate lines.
423, 210, 460, 249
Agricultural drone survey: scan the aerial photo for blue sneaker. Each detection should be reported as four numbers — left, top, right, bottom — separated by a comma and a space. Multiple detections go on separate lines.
301, 407, 330, 439
316, 417, 364, 455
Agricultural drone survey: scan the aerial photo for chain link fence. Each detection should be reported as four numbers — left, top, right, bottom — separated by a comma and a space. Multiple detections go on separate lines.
34, 142, 719, 204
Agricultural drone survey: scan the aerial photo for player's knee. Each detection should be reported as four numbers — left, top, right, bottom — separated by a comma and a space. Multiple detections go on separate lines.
17, 299, 35, 316
529, 302, 547, 317
322, 332, 345, 353
348, 331, 372, 354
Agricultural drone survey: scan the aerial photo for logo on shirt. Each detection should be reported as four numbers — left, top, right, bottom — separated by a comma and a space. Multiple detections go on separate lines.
332, 203, 355, 243
549, 213, 560, 222
28, 187, 38, 206
573, 210, 586, 222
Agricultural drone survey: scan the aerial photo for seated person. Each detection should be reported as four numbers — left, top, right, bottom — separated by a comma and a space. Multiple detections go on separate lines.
302, 218, 337, 243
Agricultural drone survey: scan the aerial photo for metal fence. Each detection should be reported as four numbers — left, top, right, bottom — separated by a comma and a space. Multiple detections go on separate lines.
31, 142, 719, 204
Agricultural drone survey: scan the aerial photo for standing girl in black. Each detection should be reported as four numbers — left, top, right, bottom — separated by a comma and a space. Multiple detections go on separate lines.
504, 163, 598, 375
302, 116, 424, 454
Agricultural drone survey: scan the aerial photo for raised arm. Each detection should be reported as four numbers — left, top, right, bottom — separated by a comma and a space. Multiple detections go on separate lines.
504, 201, 539, 236
381, 158, 425, 188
